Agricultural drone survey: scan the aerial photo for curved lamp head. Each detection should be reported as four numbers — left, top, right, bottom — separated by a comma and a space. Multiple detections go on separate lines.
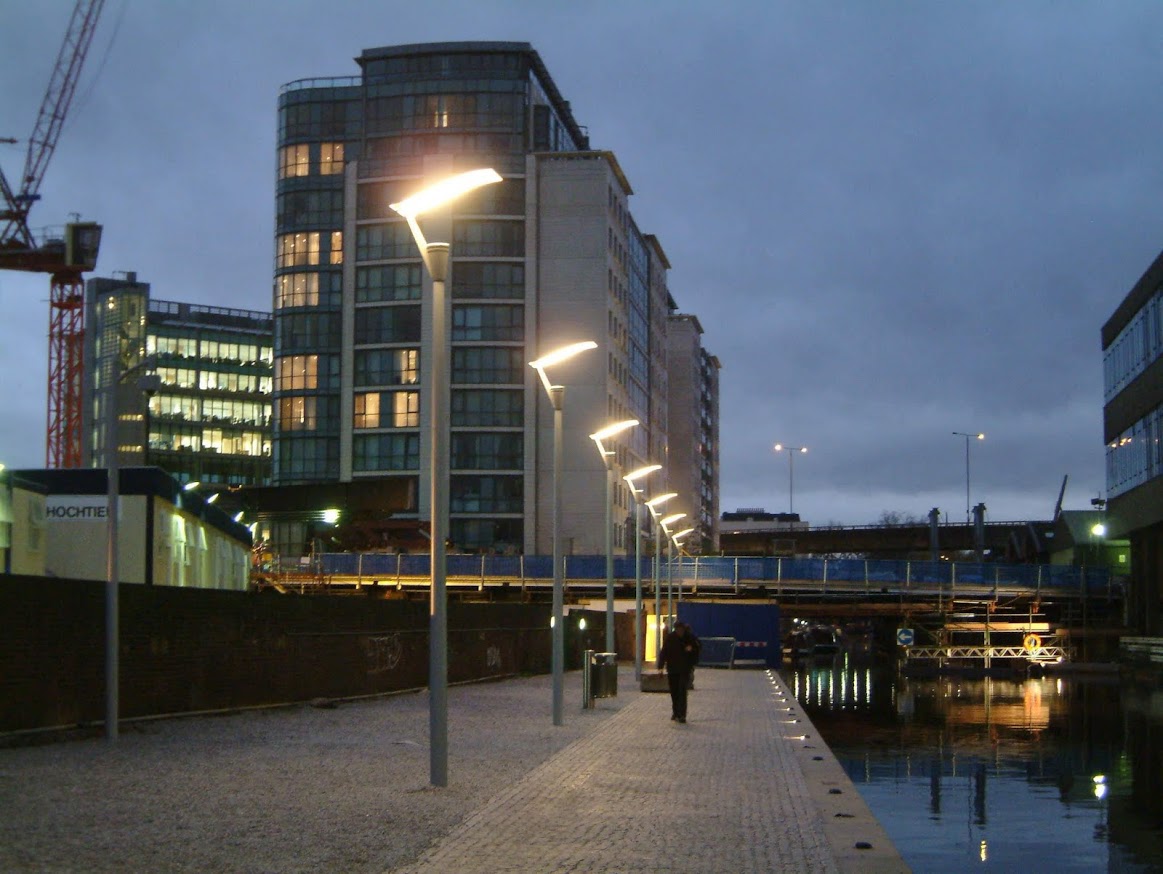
624, 463, 661, 497
590, 419, 639, 462
529, 341, 598, 395
660, 512, 686, 531
389, 168, 502, 263
645, 492, 677, 512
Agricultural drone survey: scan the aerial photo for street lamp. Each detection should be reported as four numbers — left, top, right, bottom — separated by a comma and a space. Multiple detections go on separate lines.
102, 355, 159, 743
645, 492, 677, 658
952, 432, 985, 523
659, 512, 685, 631
624, 463, 661, 680
773, 443, 807, 515
589, 419, 639, 656
390, 167, 502, 787
670, 526, 695, 609
530, 340, 598, 727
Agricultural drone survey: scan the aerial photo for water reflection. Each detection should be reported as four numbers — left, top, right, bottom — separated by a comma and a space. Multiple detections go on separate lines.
783, 655, 1163, 872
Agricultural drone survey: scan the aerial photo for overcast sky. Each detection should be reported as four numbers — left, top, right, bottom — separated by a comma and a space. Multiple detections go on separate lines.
2, 1, 1161, 526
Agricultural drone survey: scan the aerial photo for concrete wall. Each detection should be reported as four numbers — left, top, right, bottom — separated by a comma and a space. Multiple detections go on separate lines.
0, 576, 553, 734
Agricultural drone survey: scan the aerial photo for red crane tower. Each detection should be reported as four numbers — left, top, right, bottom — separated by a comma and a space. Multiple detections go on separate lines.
0, 0, 105, 468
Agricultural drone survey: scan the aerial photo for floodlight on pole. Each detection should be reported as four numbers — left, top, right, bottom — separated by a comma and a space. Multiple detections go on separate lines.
530, 340, 598, 726
952, 431, 985, 524
390, 166, 501, 789
773, 443, 808, 515
590, 419, 639, 655
624, 464, 661, 680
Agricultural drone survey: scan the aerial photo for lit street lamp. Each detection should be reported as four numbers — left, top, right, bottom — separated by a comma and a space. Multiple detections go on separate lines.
670, 526, 695, 609
645, 492, 677, 659
531, 340, 598, 726
952, 431, 985, 524
589, 419, 639, 656
102, 354, 160, 742
773, 443, 807, 515
659, 512, 685, 631
390, 167, 502, 787
624, 464, 661, 680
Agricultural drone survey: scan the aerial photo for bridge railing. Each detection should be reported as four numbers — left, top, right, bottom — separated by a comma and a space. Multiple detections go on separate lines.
303, 553, 1121, 598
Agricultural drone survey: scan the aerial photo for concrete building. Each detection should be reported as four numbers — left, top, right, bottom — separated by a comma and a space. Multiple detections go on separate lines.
272, 41, 716, 558
666, 313, 720, 553
85, 274, 273, 487
1102, 248, 1163, 632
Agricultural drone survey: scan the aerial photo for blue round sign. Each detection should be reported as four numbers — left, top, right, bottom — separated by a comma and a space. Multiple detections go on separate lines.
896, 628, 914, 646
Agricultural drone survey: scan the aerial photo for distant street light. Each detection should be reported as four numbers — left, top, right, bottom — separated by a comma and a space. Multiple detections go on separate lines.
773, 443, 807, 515
670, 526, 695, 609
645, 492, 677, 658
952, 432, 985, 524
624, 464, 661, 680
659, 512, 685, 631
531, 340, 598, 726
589, 419, 639, 655
391, 167, 502, 787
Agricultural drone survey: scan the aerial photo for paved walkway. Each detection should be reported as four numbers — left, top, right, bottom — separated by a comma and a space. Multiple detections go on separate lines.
393, 667, 907, 874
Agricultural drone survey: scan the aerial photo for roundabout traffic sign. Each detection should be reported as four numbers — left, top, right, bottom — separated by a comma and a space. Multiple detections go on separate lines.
896, 627, 914, 646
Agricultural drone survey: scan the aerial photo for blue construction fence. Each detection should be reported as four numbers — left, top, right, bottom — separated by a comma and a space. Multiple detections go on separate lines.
302, 553, 1117, 595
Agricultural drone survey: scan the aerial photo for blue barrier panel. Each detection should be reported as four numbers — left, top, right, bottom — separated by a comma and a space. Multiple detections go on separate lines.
484, 555, 524, 578
733, 558, 765, 582
400, 554, 429, 576
909, 561, 952, 585
523, 556, 553, 579
869, 560, 909, 584
954, 563, 990, 585
446, 554, 481, 576
780, 558, 825, 581
826, 560, 865, 583
567, 555, 606, 579
1046, 565, 1083, 590
613, 557, 637, 579
360, 553, 400, 576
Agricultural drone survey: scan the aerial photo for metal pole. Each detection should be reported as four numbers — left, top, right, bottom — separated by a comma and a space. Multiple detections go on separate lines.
427, 243, 450, 787
666, 536, 674, 630
634, 499, 643, 681
964, 435, 971, 523
104, 373, 119, 743
788, 450, 795, 514
604, 460, 614, 654
653, 515, 662, 659
551, 386, 565, 726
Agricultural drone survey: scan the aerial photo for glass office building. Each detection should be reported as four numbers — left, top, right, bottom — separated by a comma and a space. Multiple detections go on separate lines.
274, 42, 714, 555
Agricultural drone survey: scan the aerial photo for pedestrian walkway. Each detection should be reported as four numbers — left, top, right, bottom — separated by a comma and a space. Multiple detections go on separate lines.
393, 667, 907, 874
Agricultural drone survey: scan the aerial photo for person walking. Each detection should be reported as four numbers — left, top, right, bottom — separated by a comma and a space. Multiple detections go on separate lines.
657, 621, 700, 723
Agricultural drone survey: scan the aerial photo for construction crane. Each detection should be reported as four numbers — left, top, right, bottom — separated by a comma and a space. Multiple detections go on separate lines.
0, 0, 105, 468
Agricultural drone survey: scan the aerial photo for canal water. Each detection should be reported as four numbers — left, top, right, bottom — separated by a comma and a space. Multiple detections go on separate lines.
782, 656, 1163, 872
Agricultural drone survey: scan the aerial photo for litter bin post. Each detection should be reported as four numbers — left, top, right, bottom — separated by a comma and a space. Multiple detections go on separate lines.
584, 651, 618, 709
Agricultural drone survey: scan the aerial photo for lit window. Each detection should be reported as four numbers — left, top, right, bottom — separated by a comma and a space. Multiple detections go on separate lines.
277, 273, 319, 308
278, 144, 309, 179
276, 232, 321, 268
279, 396, 316, 431
330, 231, 343, 265
320, 142, 344, 175
393, 391, 419, 427
276, 354, 318, 390
354, 392, 380, 429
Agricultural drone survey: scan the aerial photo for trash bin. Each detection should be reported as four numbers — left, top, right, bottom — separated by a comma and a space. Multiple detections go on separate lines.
590, 651, 618, 699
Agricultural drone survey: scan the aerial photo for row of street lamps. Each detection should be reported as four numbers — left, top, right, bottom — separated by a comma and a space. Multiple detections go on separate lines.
391, 168, 695, 787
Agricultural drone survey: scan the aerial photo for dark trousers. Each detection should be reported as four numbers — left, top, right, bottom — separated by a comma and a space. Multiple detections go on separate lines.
667, 669, 690, 719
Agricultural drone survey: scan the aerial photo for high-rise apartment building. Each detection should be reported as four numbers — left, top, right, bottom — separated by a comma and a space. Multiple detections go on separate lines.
274, 41, 715, 556
85, 274, 273, 486
666, 313, 721, 553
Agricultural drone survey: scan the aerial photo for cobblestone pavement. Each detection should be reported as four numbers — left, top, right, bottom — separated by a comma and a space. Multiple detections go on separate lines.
393, 668, 907, 874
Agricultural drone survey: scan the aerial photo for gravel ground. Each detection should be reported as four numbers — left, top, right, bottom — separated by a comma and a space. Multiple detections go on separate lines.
0, 672, 624, 873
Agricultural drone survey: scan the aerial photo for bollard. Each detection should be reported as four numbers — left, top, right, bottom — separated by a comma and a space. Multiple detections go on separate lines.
582, 649, 595, 709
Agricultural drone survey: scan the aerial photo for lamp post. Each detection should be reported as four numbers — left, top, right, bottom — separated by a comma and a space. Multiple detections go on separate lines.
102, 354, 159, 743
659, 512, 685, 632
670, 526, 694, 609
645, 492, 676, 659
530, 340, 598, 726
773, 443, 807, 515
589, 419, 639, 655
390, 167, 501, 787
952, 431, 985, 524
624, 464, 661, 680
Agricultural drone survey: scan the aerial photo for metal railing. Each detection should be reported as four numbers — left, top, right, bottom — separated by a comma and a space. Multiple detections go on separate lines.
284, 553, 1122, 600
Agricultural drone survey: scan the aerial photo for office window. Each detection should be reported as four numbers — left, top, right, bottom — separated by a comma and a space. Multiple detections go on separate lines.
356, 265, 422, 303
353, 433, 419, 472
450, 475, 523, 513
277, 232, 320, 267
355, 223, 416, 260
354, 306, 421, 344
277, 273, 318, 308
353, 392, 380, 429
451, 389, 522, 427
319, 142, 344, 175
279, 396, 316, 431
451, 433, 523, 470
277, 189, 343, 230
330, 231, 343, 265
275, 355, 317, 391
275, 436, 338, 481
452, 220, 524, 257
278, 144, 309, 179
354, 348, 419, 387
277, 313, 340, 352
354, 390, 418, 428
452, 305, 523, 341
451, 347, 524, 384
451, 263, 524, 300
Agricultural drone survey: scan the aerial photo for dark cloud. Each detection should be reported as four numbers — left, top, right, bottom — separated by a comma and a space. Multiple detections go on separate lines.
2, 0, 1159, 525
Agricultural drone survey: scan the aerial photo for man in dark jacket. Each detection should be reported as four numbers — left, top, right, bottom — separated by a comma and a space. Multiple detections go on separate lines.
657, 621, 700, 723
